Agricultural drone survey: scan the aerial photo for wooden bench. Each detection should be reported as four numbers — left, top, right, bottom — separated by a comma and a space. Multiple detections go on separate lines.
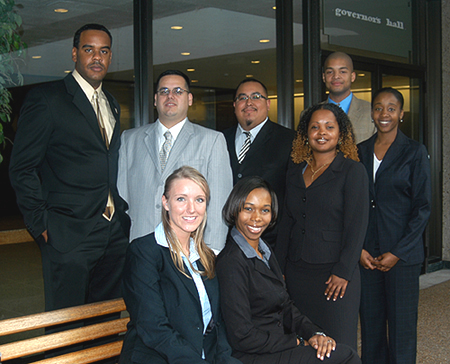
0, 298, 129, 363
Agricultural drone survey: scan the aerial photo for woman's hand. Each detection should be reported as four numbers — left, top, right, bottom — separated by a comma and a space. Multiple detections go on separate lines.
373, 252, 399, 272
360, 249, 377, 270
308, 334, 336, 361
324, 274, 348, 301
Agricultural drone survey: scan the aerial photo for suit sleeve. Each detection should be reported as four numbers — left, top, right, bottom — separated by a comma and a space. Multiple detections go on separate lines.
9, 88, 53, 240
331, 162, 369, 280
117, 130, 130, 206
123, 241, 207, 364
216, 253, 298, 354
390, 145, 431, 261
204, 133, 233, 252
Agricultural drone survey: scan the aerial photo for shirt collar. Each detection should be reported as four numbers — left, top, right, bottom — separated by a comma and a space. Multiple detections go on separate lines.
154, 223, 200, 264
237, 117, 268, 139
156, 117, 187, 141
328, 92, 352, 114
231, 227, 271, 263
72, 69, 102, 102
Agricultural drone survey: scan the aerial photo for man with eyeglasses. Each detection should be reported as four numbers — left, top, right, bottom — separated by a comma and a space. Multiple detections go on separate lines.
118, 70, 232, 252
222, 78, 295, 248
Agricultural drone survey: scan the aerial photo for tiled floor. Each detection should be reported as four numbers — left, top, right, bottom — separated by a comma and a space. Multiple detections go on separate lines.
1, 242, 449, 362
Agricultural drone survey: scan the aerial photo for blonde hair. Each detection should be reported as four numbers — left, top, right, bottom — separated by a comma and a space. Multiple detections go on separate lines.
161, 166, 215, 279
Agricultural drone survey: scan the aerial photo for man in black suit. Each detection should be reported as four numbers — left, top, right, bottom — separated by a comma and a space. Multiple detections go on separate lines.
9, 24, 130, 312
222, 79, 295, 247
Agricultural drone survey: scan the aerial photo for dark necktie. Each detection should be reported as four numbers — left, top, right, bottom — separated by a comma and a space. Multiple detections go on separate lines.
238, 131, 251, 164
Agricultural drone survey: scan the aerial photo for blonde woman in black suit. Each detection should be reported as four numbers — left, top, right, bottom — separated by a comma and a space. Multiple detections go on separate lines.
217, 176, 361, 364
275, 103, 369, 351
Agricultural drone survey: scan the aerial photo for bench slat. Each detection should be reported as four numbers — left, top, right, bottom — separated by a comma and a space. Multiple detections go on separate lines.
0, 317, 129, 361
0, 298, 126, 336
30, 341, 124, 364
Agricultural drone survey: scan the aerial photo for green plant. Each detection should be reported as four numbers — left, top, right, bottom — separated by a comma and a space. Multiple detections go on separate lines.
0, 0, 26, 163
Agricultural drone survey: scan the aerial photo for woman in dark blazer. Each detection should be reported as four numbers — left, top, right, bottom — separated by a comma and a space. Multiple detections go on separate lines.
275, 103, 369, 350
119, 166, 240, 364
357, 87, 431, 364
216, 176, 361, 364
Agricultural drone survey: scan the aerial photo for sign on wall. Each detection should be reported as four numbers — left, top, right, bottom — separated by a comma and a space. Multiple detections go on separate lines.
323, 0, 412, 59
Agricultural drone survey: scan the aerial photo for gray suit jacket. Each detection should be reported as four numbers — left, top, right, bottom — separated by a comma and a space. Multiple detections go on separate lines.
117, 119, 232, 251
346, 95, 375, 144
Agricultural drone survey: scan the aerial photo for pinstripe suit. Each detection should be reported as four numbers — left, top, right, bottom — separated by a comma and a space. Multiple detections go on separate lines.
117, 119, 232, 251
357, 130, 431, 364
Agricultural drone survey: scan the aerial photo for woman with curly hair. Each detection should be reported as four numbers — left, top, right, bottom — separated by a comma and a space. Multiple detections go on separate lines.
275, 103, 369, 351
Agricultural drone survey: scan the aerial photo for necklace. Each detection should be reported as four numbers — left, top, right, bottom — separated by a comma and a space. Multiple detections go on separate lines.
309, 162, 329, 181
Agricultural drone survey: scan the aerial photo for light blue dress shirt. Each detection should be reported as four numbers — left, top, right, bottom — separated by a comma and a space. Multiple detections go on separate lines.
328, 92, 353, 114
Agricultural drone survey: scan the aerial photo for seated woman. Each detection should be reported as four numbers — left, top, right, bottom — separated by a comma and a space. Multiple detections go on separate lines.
119, 166, 241, 364
216, 176, 361, 364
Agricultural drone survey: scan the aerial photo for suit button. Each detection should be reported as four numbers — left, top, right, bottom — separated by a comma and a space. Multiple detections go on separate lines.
237, 173, 242, 178
302, 229, 305, 234
156, 204, 160, 209
277, 321, 281, 327
302, 214, 306, 218
371, 200, 376, 208
302, 197, 306, 202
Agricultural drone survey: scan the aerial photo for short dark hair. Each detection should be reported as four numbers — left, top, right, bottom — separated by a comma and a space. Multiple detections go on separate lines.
222, 176, 278, 229
235, 78, 268, 98
155, 70, 190, 92
372, 87, 404, 109
73, 24, 112, 48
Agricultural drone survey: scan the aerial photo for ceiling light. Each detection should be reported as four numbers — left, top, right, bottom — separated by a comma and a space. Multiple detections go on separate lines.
64, 70, 71, 73
251, 60, 260, 64
181, 52, 190, 56
54, 8, 68, 13
358, 73, 365, 77
171, 26, 183, 30
191, 80, 198, 83
246, 74, 254, 78
32, 56, 41, 59
187, 68, 195, 72
259, 39, 270, 43
296, 79, 303, 83
273, 6, 276, 10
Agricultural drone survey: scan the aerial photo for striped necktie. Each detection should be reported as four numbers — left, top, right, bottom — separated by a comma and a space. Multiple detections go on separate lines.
160, 131, 173, 171
238, 131, 251, 164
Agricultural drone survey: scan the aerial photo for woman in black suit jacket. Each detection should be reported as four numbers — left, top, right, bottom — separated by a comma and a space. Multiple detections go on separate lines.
119, 166, 240, 364
275, 103, 369, 350
217, 176, 361, 364
357, 88, 431, 364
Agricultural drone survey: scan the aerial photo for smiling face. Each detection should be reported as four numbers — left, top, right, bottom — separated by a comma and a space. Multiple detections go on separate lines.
72, 29, 112, 89
372, 91, 404, 136
234, 81, 270, 131
236, 188, 272, 248
162, 178, 207, 242
307, 109, 340, 155
155, 75, 193, 128
322, 56, 356, 102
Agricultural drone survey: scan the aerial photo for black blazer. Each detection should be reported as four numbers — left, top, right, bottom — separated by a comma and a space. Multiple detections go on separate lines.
9, 74, 130, 252
216, 235, 321, 363
357, 131, 431, 265
222, 121, 296, 247
119, 233, 239, 364
275, 153, 369, 281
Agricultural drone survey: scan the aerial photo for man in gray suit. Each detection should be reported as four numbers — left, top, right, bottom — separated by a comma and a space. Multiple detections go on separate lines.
118, 70, 232, 251
322, 52, 375, 143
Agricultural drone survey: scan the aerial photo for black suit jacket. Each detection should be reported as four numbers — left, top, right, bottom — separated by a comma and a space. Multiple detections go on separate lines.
222, 121, 296, 246
275, 153, 369, 281
119, 233, 239, 364
9, 74, 129, 253
357, 131, 431, 265
216, 235, 321, 363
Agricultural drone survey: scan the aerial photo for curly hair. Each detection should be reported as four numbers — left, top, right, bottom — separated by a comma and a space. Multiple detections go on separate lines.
292, 103, 359, 164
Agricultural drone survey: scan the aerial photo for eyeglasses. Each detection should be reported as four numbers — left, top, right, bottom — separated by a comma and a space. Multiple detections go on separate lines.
157, 87, 190, 96
234, 92, 268, 103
